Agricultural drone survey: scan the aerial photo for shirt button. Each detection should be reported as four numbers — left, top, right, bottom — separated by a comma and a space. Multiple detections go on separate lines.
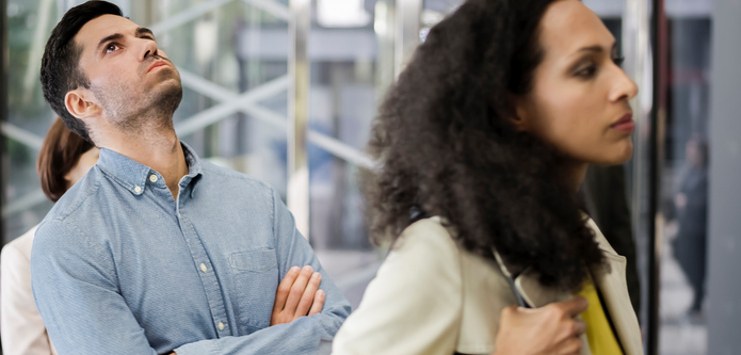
133, 185, 142, 194
149, 174, 158, 183
199, 263, 208, 273
217, 321, 225, 331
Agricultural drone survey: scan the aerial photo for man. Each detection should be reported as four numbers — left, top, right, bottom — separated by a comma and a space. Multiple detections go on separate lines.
31, 1, 350, 354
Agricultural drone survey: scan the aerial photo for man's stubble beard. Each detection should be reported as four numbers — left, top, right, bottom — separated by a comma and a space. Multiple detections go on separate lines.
95, 71, 183, 134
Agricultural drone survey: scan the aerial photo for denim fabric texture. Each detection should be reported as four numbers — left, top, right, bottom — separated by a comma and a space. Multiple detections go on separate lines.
31, 144, 351, 355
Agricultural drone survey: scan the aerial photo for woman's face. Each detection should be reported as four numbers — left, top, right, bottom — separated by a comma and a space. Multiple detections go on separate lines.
516, 0, 638, 167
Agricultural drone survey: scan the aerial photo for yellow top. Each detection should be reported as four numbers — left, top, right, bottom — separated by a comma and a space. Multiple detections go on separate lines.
578, 277, 624, 355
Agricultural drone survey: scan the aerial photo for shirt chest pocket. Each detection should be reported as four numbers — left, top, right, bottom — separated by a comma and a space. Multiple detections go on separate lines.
228, 248, 277, 273
227, 248, 279, 331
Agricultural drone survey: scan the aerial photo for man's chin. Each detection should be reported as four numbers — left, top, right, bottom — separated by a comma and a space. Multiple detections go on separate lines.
140, 80, 183, 123
157, 85, 183, 117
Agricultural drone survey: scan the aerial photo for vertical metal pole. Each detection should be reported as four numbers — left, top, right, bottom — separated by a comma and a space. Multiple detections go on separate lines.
624, 0, 653, 327
131, 0, 156, 27
625, 0, 666, 352
374, 0, 395, 96
1, 0, 7, 247
647, 0, 667, 353
288, 0, 310, 238
623, 0, 652, 325
394, 0, 422, 77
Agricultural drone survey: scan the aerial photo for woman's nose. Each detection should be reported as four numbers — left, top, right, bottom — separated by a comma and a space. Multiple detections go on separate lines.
609, 68, 639, 102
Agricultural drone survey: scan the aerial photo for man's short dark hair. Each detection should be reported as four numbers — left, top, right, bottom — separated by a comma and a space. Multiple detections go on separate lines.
40, 0, 123, 143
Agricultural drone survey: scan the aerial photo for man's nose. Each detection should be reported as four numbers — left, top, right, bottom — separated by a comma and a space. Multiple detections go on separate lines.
140, 39, 159, 61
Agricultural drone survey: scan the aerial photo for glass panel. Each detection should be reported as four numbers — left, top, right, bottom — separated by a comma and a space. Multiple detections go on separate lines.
3, 0, 61, 241
307, 0, 378, 307
586, 0, 648, 335
1, 0, 292, 239
570, 3, 714, 354
144, 0, 291, 195
659, 6, 712, 355
1, 0, 129, 241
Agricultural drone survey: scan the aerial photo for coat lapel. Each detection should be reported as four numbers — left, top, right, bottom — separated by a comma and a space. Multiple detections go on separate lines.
586, 218, 644, 355
494, 218, 644, 355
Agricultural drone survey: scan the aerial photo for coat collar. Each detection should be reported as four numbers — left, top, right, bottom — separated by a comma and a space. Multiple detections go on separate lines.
493, 217, 643, 355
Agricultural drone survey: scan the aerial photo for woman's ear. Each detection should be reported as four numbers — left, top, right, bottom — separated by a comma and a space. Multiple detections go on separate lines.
64, 89, 100, 119
508, 95, 532, 132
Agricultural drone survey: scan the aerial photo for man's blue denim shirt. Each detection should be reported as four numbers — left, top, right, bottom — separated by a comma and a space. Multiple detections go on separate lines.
31, 144, 351, 354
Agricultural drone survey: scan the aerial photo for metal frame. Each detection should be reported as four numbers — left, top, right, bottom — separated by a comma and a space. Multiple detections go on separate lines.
176, 71, 372, 168
150, 0, 234, 34
154, 0, 372, 238
624, 0, 666, 352
374, 0, 395, 96
394, 0, 422, 77
1, 0, 7, 244
623, 0, 655, 352
647, 0, 668, 353
0, 123, 44, 150
243, 0, 290, 21
288, 0, 310, 237
0, 124, 48, 219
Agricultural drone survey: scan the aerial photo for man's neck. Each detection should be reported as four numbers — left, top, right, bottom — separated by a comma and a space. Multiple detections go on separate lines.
98, 126, 189, 199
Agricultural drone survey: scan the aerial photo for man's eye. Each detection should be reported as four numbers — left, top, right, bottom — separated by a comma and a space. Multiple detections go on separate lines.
104, 43, 120, 53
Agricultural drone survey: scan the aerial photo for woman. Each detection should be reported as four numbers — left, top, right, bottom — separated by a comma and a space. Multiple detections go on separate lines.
332, 0, 642, 354
1, 118, 98, 355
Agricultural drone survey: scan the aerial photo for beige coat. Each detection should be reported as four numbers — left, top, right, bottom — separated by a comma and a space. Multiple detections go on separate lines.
1, 226, 57, 355
332, 217, 643, 355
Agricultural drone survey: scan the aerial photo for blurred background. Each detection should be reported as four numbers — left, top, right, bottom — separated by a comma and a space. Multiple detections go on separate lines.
1, 0, 739, 354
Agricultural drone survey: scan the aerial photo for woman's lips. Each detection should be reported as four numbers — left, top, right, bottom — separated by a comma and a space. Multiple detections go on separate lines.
611, 113, 635, 133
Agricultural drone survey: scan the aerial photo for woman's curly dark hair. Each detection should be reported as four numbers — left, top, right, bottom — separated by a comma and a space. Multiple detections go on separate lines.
362, 0, 605, 292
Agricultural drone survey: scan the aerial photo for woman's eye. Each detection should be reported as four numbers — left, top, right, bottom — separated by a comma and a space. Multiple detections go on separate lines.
575, 64, 597, 78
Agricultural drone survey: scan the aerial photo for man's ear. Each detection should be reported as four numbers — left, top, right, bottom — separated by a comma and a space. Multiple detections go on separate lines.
64, 89, 100, 119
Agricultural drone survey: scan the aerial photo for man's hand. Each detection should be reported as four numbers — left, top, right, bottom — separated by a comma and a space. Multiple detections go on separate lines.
271, 266, 325, 325
492, 296, 588, 355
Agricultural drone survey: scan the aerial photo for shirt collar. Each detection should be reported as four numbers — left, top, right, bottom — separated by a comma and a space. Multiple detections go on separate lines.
96, 142, 203, 196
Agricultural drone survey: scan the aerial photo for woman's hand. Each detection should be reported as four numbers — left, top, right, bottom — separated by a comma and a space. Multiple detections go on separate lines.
492, 296, 588, 355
